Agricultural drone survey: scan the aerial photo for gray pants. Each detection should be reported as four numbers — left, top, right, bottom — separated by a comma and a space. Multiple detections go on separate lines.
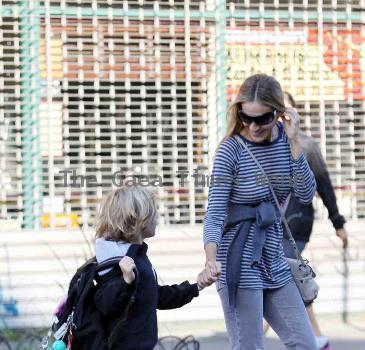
217, 281, 317, 350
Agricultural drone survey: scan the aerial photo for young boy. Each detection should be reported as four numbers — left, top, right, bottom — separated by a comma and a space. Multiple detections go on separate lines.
94, 185, 218, 350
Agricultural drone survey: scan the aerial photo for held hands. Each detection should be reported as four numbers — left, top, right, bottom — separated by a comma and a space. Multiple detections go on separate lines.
119, 256, 223, 289
197, 261, 222, 291
336, 227, 349, 249
119, 256, 136, 284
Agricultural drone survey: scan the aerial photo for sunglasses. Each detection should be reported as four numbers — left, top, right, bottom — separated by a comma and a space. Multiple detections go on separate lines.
238, 110, 277, 126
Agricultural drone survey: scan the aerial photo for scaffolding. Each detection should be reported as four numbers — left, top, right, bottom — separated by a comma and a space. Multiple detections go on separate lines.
0, 0, 364, 228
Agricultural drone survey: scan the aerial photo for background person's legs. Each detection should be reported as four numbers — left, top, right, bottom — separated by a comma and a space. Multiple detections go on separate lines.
264, 281, 317, 350
217, 283, 264, 350
281, 238, 330, 349
307, 303, 322, 336
306, 303, 331, 349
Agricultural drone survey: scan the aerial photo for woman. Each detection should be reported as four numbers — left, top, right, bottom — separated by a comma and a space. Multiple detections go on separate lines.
201, 74, 317, 349
280, 92, 348, 350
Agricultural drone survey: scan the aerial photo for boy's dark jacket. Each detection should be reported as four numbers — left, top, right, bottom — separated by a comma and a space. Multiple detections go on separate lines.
284, 133, 346, 243
94, 241, 199, 350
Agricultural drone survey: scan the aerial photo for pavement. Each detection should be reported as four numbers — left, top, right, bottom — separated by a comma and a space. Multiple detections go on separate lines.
2, 221, 364, 349
7, 314, 365, 350
158, 313, 365, 349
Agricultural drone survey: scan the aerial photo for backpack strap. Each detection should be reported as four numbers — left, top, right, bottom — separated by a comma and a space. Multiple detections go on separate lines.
77, 256, 97, 273
95, 256, 133, 285
95, 244, 142, 347
107, 248, 140, 348
107, 268, 138, 348
95, 256, 124, 273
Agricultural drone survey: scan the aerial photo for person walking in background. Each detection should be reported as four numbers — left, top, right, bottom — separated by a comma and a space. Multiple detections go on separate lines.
201, 74, 317, 349
272, 92, 349, 350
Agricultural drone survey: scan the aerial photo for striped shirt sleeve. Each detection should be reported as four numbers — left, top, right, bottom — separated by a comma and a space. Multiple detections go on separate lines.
291, 153, 317, 204
203, 139, 239, 246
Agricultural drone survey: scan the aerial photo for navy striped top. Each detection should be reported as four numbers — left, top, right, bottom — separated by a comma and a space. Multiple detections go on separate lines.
203, 123, 316, 289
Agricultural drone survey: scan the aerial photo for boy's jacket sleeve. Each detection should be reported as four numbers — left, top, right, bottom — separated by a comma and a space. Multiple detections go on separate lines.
94, 277, 135, 316
157, 281, 199, 310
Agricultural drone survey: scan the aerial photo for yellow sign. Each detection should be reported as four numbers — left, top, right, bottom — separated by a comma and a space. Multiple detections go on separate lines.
40, 38, 64, 79
226, 29, 346, 102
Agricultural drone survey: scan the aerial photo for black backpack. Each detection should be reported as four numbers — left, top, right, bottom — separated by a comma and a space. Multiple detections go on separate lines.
43, 255, 137, 350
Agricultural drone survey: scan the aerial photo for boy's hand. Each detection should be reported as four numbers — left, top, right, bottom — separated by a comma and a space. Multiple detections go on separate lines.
119, 256, 136, 284
197, 262, 221, 291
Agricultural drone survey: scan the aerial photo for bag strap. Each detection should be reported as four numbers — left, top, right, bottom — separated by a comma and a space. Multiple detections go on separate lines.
233, 134, 306, 265
282, 192, 292, 215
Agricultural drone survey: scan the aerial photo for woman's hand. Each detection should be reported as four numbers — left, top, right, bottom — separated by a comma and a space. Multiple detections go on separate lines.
205, 260, 222, 278
119, 256, 136, 284
282, 107, 300, 141
282, 107, 302, 159
197, 261, 221, 291
199, 242, 221, 290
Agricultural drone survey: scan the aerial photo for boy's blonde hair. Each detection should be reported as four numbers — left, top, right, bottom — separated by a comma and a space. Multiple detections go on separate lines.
95, 185, 158, 242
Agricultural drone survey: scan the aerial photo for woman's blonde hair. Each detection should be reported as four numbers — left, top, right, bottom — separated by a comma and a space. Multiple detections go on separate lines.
95, 185, 158, 242
222, 74, 286, 142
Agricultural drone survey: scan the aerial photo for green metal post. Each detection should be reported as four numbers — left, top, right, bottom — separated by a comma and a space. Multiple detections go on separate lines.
0, 6, 362, 21
215, 0, 228, 139
19, 1, 43, 229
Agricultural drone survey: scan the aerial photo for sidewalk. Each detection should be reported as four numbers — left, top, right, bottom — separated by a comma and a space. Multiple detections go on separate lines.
6, 314, 365, 350
0, 221, 364, 328
159, 313, 365, 349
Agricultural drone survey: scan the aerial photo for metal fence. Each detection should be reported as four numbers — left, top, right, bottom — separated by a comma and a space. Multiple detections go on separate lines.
0, 0, 364, 229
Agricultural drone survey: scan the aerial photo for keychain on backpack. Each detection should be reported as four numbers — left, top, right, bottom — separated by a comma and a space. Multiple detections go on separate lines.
41, 312, 72, 350
67, 328, 73, 350
52, 340, 67, 350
